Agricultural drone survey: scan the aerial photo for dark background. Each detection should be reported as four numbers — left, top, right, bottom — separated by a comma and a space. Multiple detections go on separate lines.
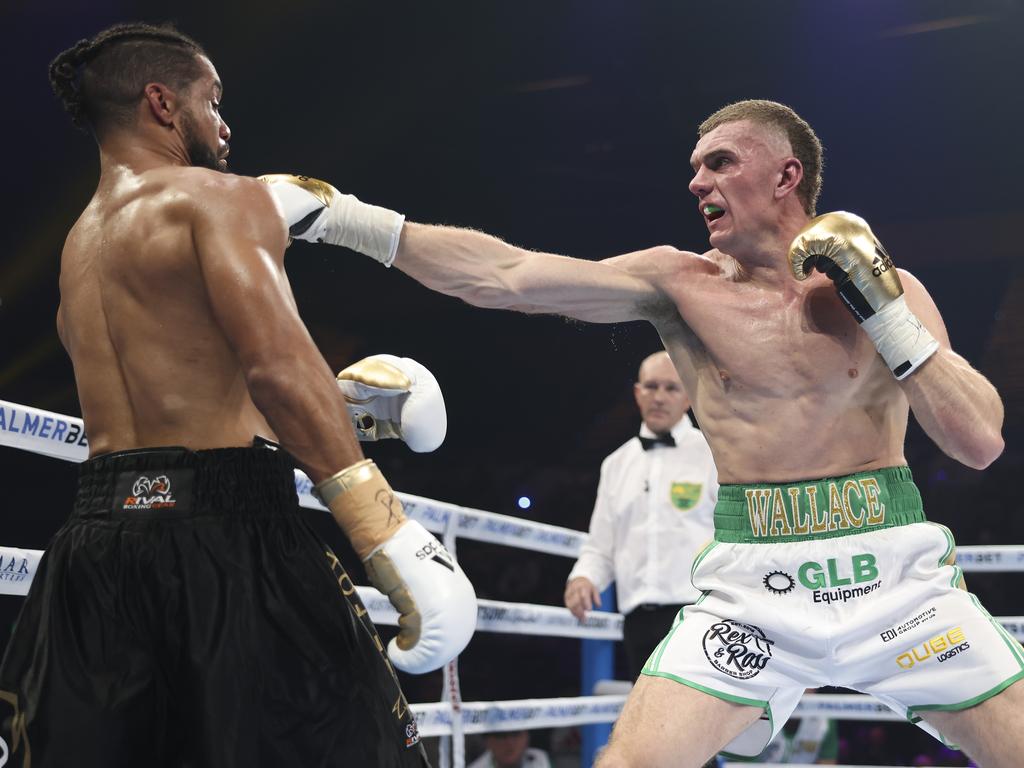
2, 1, 1023, 764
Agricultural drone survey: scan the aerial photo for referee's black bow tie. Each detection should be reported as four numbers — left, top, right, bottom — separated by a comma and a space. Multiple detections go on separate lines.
639, 433, 676, 451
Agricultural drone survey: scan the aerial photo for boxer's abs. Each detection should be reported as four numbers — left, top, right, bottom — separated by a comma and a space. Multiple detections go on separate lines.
656, 274, 912, 484
58, 186, 272, 456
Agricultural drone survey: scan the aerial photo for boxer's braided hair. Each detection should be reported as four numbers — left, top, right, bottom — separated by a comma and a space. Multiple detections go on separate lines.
49, 22, 207, 136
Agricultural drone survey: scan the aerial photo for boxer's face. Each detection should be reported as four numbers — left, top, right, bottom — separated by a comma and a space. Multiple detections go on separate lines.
179, 55, 231, 172
635, 355, 690, 435
688, 119, 791, 256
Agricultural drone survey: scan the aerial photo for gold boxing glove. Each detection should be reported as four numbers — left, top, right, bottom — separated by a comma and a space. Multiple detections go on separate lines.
789, 211, 938, 379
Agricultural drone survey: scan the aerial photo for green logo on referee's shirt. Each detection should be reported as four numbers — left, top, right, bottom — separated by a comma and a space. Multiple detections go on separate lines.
670, 482, 702, 510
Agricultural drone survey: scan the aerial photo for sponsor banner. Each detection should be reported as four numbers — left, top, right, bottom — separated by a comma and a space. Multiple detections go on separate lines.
356, 587, 625, 641
410, 695, 627, 738
416, 692, 913, 740
791, 693, 903, 722
0, 399, 88, 463
0, 548, 42, 595
297, 471, 587, 557
955, 546, 1024, 571
998, 617, 1024, 639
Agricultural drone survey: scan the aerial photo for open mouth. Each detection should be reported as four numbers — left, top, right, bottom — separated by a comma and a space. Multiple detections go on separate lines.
703, 203, 726, 223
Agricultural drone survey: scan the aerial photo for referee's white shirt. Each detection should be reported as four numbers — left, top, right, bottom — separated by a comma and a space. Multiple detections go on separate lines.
567, 415, 718, 614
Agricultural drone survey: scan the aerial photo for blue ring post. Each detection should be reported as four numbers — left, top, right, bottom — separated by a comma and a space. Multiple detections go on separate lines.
580, 585, 616, 767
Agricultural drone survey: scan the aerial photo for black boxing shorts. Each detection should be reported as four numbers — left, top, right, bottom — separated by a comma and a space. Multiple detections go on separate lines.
0, 442, 428, 767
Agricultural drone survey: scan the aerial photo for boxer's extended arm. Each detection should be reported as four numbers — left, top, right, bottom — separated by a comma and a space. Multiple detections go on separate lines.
192, 176, 363, 481
259, 174, 665, 323
896, 272, 1004, 470
395, 222, 663, 323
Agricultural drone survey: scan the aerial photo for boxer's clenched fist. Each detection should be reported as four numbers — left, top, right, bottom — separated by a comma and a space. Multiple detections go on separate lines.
789, 211, 938, 380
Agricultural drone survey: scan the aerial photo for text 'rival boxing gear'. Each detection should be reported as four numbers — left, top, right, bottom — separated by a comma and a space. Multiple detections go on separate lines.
315, 460, 477, 674
258, 174, 405, 267
788, 211, 939, 380
338, 355, 447, 453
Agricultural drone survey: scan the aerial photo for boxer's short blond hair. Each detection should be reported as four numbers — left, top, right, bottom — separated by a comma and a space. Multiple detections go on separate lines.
699, 100, 823, 216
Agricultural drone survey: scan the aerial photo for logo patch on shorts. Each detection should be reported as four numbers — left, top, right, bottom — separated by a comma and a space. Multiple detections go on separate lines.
797, 553, 883, 605
762, 570, 795, 595
702, 620, 774, 679
113, 470, 193, 513
895, 626, 970, 669
879, 605, 938, 643
670, 482, 702, 511
405, 721, 421, 748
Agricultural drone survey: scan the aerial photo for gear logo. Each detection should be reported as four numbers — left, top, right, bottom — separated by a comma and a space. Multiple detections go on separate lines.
763, 570, 795, 595
703, 619, 774, 679
872, 245, 894, 276
132, 475, 171, 497
123, 474, 176, 510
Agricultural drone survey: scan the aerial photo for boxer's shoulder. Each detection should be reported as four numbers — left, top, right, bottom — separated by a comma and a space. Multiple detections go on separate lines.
604, 245, 714, 282
167, 170, 284, 244
171, 169, 275, 211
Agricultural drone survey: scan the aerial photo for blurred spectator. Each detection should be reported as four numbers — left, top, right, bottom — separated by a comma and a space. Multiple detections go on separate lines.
468, 730, 551, 768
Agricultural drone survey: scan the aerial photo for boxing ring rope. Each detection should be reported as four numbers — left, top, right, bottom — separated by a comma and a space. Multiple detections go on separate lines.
2, 397, 1023, 768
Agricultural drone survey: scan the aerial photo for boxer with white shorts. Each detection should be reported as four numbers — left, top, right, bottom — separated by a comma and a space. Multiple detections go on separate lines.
265, 98, 1022, 766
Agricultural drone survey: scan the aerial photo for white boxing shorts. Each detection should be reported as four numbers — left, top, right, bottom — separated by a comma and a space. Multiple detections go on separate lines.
641, 466, 1024, 757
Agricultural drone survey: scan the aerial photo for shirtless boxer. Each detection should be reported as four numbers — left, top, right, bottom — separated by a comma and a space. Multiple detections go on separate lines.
0, 22, 474, 767
264, 99, 1022, 766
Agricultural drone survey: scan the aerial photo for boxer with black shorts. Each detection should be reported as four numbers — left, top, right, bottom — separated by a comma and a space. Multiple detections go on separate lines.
0, 22, 475, 767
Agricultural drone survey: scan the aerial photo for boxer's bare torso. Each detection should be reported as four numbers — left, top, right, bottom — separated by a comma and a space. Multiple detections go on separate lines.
621, 245, 920, 483
58, 167, 278, 456
395, 116, 994, 485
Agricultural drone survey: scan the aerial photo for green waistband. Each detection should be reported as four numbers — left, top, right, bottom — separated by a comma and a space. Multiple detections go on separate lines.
715, 466, 925, 543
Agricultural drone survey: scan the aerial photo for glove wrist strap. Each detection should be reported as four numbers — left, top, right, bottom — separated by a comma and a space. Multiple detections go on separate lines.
324, 195, 405, 267
861, 295, 940, 380
314, 459, 407, 558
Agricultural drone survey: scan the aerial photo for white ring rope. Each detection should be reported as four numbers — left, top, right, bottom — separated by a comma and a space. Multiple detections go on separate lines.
2, 397, 1023, 749
411, 695, 628, 738
0, 545, 1019, 644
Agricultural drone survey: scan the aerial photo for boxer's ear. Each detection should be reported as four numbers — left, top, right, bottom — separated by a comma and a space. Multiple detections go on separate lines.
143, 82, 177, 127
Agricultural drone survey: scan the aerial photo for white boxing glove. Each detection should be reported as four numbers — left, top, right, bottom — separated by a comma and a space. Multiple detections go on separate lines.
314, 461, 477, 674
338, 355, 447, 453
364, 520, 477, 674
258, 173, 405, 267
